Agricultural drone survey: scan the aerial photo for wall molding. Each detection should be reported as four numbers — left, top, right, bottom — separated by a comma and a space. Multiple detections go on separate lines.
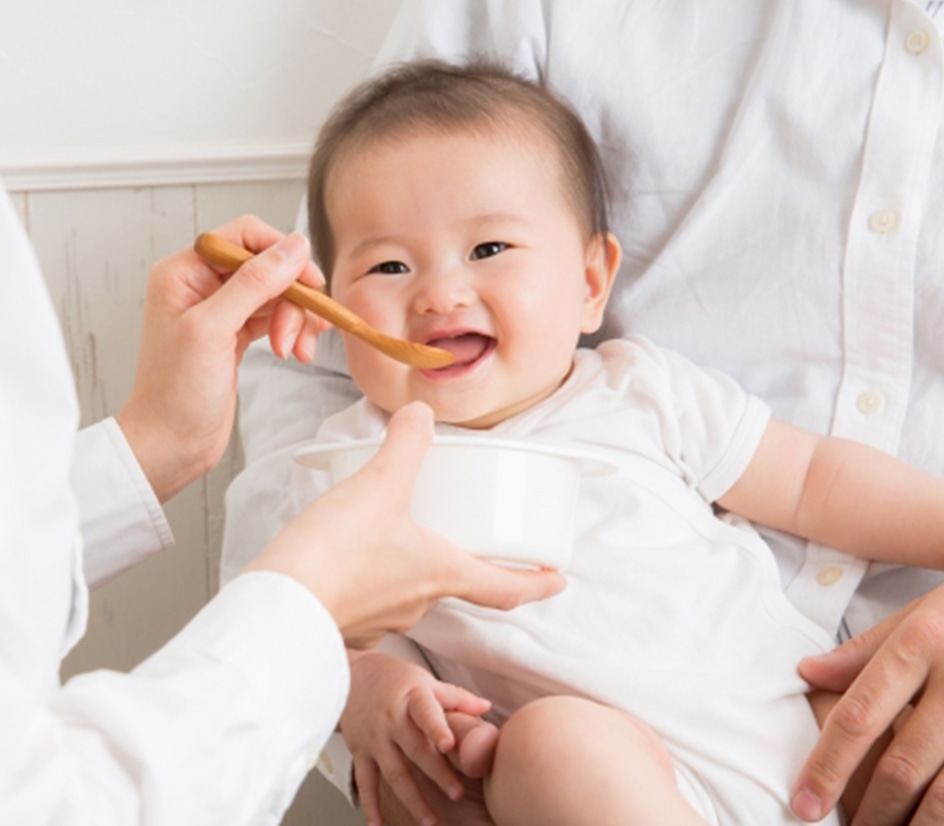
0, 142, 311, 193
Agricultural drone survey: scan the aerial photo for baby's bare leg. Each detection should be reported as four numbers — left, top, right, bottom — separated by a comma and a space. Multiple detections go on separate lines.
483, 696, 708, 826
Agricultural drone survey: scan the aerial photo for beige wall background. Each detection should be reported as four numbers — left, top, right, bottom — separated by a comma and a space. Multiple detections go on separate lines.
2, 1, 405, 822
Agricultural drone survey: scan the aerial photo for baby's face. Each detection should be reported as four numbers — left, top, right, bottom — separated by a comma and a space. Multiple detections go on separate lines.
325, 127, 616, 427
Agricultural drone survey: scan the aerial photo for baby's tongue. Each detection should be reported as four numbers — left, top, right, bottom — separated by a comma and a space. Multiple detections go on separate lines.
429, 333, 491, 366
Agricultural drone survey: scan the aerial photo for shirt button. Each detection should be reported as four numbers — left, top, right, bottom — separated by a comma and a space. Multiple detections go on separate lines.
868, 209, 899, 234
905, 30, 931, 55
856, 390, 884, 416
816, 566, 844, 587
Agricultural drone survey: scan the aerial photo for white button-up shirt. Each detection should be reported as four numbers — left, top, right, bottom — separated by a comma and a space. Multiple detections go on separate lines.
222, 0, 944, 801
0, 184, 350, 826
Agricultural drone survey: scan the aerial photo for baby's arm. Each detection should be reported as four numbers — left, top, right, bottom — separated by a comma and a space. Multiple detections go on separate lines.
718, 418, 944, 568
342, 650, 492, 826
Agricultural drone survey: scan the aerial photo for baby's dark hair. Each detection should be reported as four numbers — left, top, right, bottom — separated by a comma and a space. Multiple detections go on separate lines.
307, 59, 610, 289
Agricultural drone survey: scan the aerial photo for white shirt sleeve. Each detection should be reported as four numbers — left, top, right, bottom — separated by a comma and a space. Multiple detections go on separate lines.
73, 417, 174, 587
0, 178, 352, 826
0, 571, 349, 826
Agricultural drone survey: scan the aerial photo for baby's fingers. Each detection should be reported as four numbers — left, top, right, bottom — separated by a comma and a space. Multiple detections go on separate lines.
409, 683, 491, 752
397, 720, 466, 804
433, 682, 492, 719
373, 742, 443, 826
353, 756, 384, 826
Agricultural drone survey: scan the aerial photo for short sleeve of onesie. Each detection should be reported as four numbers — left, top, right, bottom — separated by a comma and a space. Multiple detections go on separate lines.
596, 338, 771, 504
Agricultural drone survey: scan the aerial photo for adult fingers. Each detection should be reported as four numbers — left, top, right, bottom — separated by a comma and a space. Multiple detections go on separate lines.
852, 673, 944, 825
448, 554, 567, 612
369, 401, 436, 491
267, 299, 327, 362
799, 605, 917, 692
792, 629, 931, 821
212, 214, 323, 288
911, 766, 944, 826
197, 233, 312, 337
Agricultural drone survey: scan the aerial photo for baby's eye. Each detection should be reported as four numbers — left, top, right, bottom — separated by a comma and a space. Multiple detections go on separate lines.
470, 241, 508, 261
368, 260, 409, 275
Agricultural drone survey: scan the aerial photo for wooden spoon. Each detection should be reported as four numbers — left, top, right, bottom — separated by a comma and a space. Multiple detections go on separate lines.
194, 232, 456, 370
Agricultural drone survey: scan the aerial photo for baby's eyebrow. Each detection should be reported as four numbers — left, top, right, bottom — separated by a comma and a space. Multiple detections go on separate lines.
346, 213, 529, 260
348, 236, 403, 259
469, 211, 529, 229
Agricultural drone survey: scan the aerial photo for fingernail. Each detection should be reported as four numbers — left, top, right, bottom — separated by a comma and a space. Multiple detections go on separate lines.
791, 788, 824, 821
274, 233, 308, 264
300, 332, 317, 363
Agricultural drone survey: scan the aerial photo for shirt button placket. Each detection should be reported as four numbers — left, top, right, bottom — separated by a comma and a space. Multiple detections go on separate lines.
790, 0, 942, 638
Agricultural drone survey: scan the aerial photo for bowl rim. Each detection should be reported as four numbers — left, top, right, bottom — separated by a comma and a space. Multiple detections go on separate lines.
295, 435, 618, 478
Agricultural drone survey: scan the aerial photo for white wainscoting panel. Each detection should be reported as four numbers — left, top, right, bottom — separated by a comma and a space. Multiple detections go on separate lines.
21, 179, 305, 674
10, 192, 27, 226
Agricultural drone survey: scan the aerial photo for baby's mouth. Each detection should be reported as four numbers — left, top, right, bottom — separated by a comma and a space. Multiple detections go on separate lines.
425, 333, 496, 370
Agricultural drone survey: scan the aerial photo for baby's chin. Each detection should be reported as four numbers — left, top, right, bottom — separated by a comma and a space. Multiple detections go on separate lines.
430, 403, 521, 431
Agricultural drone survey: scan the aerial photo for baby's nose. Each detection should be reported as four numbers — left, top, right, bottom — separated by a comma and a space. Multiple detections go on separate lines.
412, 268, 477, 315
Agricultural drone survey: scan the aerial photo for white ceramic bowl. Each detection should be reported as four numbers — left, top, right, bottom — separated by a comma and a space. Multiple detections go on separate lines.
295, 436, 616, 570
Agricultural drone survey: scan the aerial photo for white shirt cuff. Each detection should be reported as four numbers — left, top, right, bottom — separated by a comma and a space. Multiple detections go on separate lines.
72, 417, 174, 586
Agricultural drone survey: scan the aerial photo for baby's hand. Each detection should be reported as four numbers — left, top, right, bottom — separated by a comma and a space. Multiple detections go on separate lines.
443, 711, 500, 779
342, 651, 492, 826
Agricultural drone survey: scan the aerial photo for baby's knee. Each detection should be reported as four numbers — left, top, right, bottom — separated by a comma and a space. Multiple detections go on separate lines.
484, 697, 620, 814
485, 697, 589, 821
485, 695, 674, 820
495, 695, 595, 769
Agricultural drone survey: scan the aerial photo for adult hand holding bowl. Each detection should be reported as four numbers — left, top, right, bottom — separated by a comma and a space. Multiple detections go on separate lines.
296, 436, 616, 570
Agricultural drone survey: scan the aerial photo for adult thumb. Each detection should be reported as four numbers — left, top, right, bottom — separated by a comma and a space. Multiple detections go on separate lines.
798, 610, 899, 691
365, 402, 436, 490
204, 233, 310, 334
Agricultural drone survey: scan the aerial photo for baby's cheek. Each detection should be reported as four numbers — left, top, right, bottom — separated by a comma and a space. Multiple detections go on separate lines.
346, 349, 412, 410
342, 341, 379, 391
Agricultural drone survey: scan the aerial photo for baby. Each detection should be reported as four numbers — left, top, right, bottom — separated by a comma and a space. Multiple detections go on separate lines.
291, 60, 944, 826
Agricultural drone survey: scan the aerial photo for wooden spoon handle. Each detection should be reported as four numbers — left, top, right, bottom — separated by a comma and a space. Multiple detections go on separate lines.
194, 232, 359, 332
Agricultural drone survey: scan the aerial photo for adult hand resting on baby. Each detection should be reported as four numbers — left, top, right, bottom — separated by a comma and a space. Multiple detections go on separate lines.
794, 585, 944, 824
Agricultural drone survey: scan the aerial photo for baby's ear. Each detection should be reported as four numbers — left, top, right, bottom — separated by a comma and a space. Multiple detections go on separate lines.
581, 232, 621, 334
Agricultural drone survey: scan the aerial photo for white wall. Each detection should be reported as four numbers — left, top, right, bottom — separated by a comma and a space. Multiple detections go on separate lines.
3, 2, 405, 823
0, 0, 399, 185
